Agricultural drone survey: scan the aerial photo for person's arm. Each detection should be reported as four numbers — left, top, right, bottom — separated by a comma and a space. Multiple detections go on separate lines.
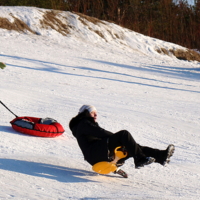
78, 119, 113, 138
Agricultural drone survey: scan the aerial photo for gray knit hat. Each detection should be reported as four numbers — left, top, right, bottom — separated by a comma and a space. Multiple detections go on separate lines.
79, 105, 97, 114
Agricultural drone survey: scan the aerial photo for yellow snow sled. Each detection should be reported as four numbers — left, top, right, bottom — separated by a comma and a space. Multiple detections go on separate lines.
92, 146, 127, 174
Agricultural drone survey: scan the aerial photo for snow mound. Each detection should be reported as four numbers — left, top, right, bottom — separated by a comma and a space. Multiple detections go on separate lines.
1, 6, 199, 61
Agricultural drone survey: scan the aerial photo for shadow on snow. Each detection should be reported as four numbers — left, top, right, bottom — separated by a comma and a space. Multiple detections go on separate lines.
0, 126, 97, 183
1, 54, 199, 93
0, 126, 118, 182
0, 158, 97, 183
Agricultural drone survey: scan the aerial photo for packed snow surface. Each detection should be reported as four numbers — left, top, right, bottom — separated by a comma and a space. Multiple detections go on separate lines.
0, 6, 200, 200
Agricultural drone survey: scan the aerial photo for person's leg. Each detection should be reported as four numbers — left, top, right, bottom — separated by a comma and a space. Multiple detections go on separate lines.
108, 130, 154, 167
139, 144, 175, 165
108, 130, 144, 157
138, 145, 164, 164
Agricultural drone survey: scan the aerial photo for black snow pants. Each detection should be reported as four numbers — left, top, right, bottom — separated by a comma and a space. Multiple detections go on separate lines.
108, 130, 165, 165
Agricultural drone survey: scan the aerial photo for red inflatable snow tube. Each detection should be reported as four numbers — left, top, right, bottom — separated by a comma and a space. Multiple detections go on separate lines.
10, 116, 65, 137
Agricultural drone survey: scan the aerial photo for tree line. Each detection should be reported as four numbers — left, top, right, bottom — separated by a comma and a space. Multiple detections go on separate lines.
1, 0, 200, 51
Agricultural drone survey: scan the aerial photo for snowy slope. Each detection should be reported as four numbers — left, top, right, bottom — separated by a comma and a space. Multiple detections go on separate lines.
0, 6, 200, 200
0, 6, 191, 59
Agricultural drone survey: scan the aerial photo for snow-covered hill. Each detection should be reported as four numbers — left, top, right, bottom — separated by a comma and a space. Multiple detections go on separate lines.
1, 6, 199, 62
0, 6, 200, 200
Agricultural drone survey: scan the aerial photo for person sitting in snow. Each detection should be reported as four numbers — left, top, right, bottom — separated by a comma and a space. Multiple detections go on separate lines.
69, 105, 175, 178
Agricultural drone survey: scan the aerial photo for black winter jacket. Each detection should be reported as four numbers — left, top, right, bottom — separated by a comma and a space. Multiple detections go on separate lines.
69, 112, 113, 165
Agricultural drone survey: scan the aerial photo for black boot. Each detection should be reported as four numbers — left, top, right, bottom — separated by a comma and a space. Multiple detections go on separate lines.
156, 144, 175, 166
161, 144, 175, 166
135, 157, 155, 169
